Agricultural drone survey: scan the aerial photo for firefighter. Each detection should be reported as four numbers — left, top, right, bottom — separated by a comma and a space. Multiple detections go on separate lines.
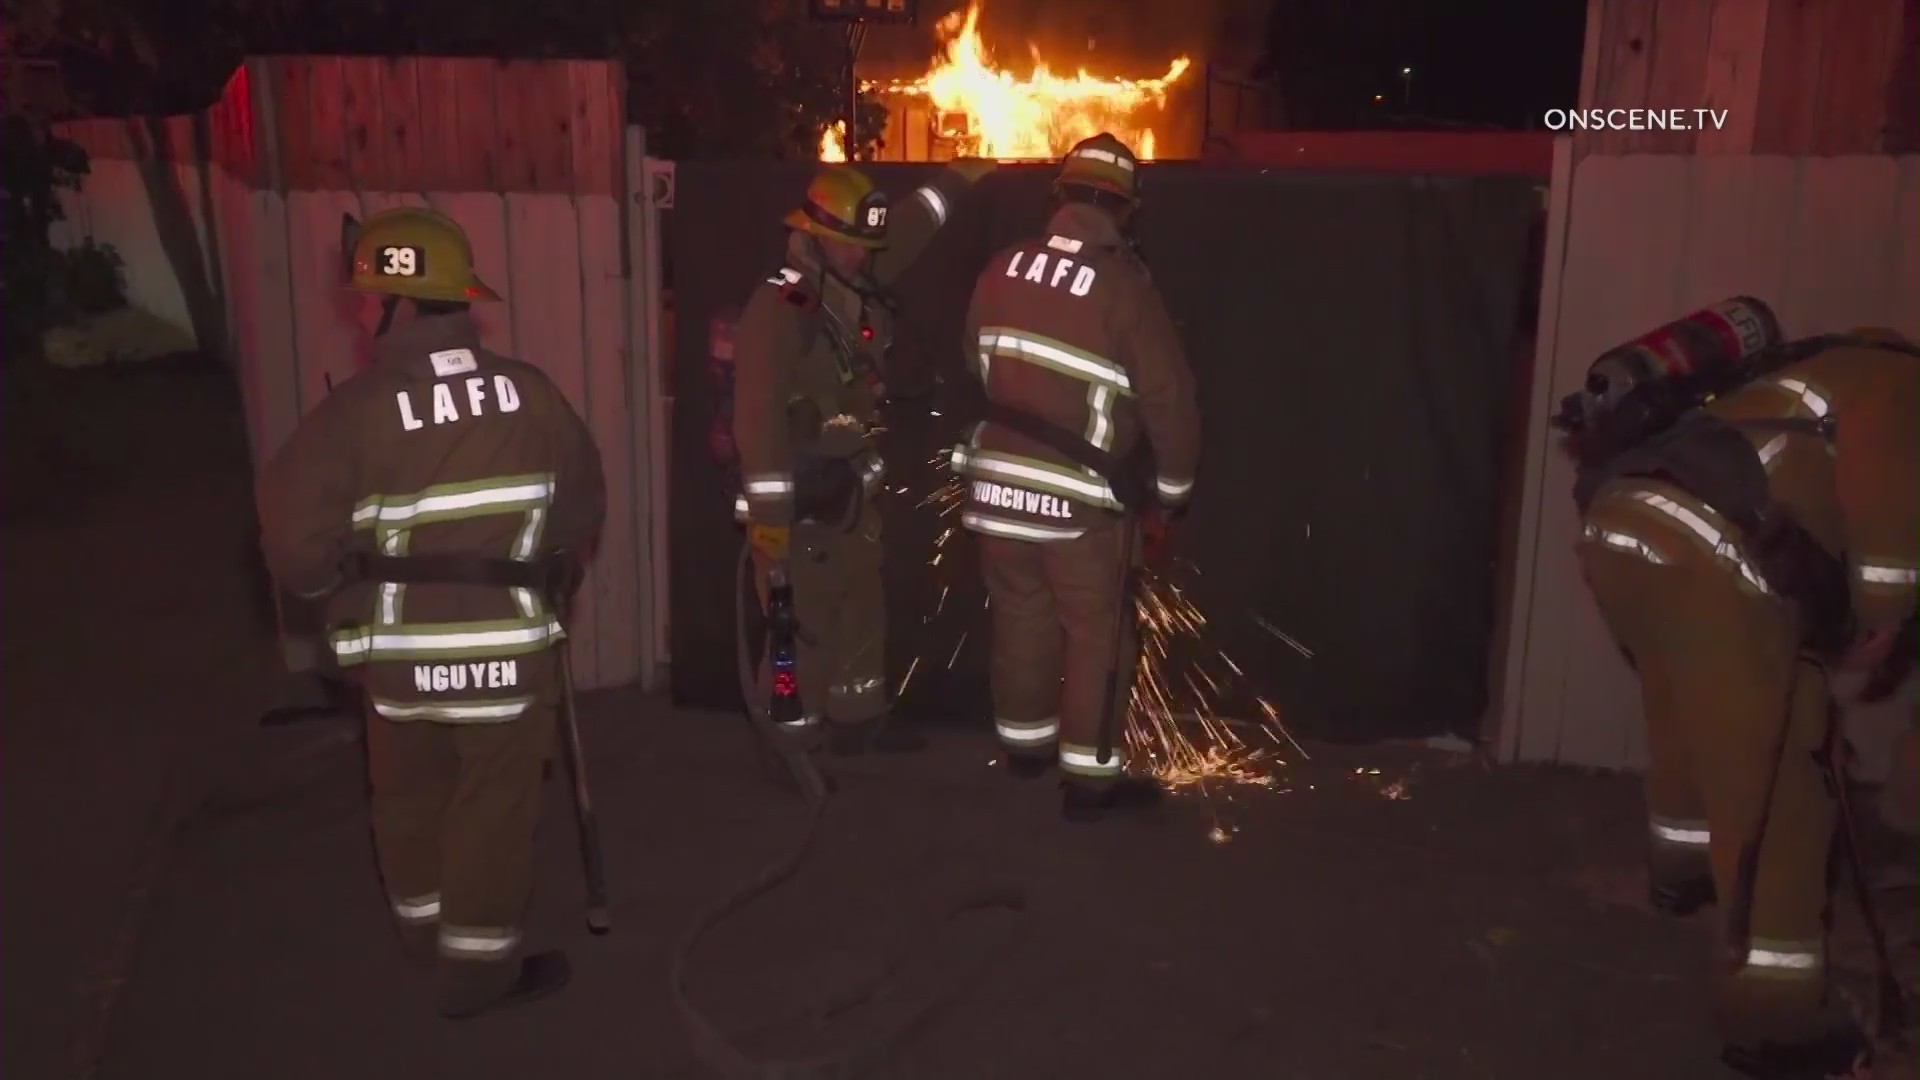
1574, 328, 1919, 1078
952, 132, 1201, 823
733, 159, 995, 755
256, 207, 607, 1019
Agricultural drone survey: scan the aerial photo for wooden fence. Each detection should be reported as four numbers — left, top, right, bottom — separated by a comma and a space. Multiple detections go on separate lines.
52, 57, 668, 694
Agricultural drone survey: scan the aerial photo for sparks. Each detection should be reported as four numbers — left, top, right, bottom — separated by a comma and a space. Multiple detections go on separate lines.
897, 454, 1315, 798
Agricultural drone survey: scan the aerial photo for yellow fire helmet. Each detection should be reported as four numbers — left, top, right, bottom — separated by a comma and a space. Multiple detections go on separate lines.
346, 206, 501, 302
1055, 132, 1140, 202
783, 165, 890, 249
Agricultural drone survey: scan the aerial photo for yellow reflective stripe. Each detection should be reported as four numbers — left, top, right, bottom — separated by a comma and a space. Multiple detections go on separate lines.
439, 924, 521, 960
1060, 742, 1125, 777
977, 329, 1132, 394
997, 717, 1060, 745
960, 449, 1119, 507
371, 696, 533, 723
961, 510, 1086, 543
330, 617, 564, 664
352, 473, 556, 529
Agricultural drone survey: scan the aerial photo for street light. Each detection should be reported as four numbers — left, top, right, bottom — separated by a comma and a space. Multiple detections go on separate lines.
1399, 66, 1413, 107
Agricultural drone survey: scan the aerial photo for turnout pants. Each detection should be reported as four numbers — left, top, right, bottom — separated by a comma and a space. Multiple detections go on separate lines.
365, 691, 557, 1014
750, 505, 888, 732
980, 514, 1136, 791
1579, 537, 1844, 1045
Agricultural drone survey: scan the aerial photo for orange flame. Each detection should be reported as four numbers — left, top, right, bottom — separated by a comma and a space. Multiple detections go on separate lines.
820, 0, 1189, 162
819, 122, 848, 162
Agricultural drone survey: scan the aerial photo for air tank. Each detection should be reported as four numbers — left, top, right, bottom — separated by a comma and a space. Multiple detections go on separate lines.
1555, 297, 1784, 433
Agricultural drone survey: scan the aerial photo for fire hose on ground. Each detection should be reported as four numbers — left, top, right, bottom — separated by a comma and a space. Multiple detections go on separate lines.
664, 540, 1027, 1080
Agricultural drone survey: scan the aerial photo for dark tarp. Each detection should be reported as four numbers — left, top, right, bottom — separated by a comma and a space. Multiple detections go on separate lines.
667, 161, 1538, 742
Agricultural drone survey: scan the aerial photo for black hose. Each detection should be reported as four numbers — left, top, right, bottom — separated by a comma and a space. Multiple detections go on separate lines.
666, 540, 1027, 1080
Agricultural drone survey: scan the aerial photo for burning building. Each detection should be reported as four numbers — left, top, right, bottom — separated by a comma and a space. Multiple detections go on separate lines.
820, 0, 1195, 163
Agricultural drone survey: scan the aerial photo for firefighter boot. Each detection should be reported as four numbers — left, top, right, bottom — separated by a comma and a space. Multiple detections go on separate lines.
1649, 874, 1717, 917
439, 950, 573, 1019
1061, 777, 1165, 823
828, 716, 927, 757
1720, 1023, 1871, 1080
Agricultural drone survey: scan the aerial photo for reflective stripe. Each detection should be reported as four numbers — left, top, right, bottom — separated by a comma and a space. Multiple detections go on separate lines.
392, 893, 441, 923
1046, 235, 1083, 253
352, 475, 556, 529
777, 714, 821, 730
744, 474, 794, 497
998, 717, 1060, 745
1583, 522, 1669, 565
1858, 561, 1919, 586
1070, 146, 1134, 171
439, 925, 521, 960
1628, 490, 1770, 593
378, 528, 411, 625
733, 494, 751, 523
963, 450, 1118, 506
510, 505, 550, 619
766, 267, 803, 287
1060, 743, 1125, 777
977, 330, 1133, 394
1086, 384, 1116, 452
1650, 817, 1710, 846
1757, 434, 1789, 469
915, 185, 948, 225
1156, 475, 1193, 502
331, 617, 564, 664
1770, 377, 1831, 418
1743, 938, 1822, 975
372, 696, 533, 723
962, 510, 1087, 542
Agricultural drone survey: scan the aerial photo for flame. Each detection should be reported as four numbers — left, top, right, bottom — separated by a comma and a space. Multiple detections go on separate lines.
819, 121, 847, 162
823, 0, 1190, 162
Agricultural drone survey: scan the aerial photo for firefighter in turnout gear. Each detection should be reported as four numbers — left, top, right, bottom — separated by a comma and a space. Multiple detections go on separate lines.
954, 132, 1201, 823
1574, 327, 1919, 1079
733, 160, 995, 754
257, 207, 607, 1019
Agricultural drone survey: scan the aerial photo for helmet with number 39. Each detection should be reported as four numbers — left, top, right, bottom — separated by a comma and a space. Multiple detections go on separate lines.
783, 165, 889, 249
348, 206, 502, 303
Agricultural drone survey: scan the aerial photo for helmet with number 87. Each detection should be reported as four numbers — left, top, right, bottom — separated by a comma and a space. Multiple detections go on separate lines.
348, 206, 501, 302
783, 165, 889, 249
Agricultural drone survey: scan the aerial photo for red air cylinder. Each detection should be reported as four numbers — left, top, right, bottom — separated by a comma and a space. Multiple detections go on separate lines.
1590, 296, 1783, 394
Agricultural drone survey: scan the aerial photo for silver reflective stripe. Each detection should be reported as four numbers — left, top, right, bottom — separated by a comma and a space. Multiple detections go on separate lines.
353, 476, 555, 528
1156, 475, 1194, 502
998, 717, 1060, 745
1744, 939, 1821, 974
745, 474, 794, 496
962, 510, 1087, 543
915, 185, 948, 225
1060, 744, 1124, 777
965, 451, 1116, 505
1628, 491, 1769, 592
392, 893, 441, 923
510, 506, 550, 619
1085, 384, 1116, 452
1650, 816, 1710, 846
439, 925, 521, 960
1583, 522, 1668, 565
1770, 377, 1831, 418
733, 494, 751, 522
332, 618, 564, 663
378, 528, 411, 625
1071, 146, 1134, 171
778, 714, 821, 729
372, 696, 533, 723
1858, 561, 1919, 586
977, 330, 1133, 393
1756, 434, 1789, 469
1046, 235, 1083, 253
